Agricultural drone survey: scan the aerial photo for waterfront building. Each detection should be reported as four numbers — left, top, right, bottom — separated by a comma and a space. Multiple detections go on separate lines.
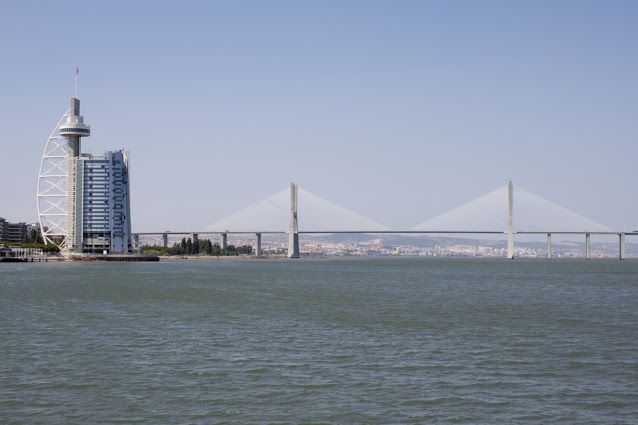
70, 150, 132, 253
38, 92, 133, 254
0, 217, 27, 243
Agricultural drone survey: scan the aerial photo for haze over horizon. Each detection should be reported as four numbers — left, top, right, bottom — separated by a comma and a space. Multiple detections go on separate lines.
1, 0, 636, 235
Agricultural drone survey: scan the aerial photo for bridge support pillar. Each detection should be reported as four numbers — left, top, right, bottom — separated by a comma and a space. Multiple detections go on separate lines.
255, 233, 262, 256
133, 234, 140, 251
221, 234, 228, 251
190, 233, 198, 245
507, 181, 514, 259
620, 233, 626, 260
547, 233, 552, 259
586, 233, 591, 260
162, 233, 168, 248
288, 182, 300, 258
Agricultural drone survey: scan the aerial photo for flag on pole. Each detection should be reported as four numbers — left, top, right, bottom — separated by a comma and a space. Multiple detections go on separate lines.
76, 68, 79, 74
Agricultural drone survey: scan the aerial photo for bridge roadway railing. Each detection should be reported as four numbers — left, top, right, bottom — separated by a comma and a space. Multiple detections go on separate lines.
132, 230, 638, 260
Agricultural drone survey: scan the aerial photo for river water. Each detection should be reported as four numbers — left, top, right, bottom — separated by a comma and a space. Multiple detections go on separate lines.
1, 258, 637, 424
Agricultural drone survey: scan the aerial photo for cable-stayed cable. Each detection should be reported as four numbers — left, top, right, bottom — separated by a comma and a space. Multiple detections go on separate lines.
205, 186, 391, 233
409, 184, 612, 233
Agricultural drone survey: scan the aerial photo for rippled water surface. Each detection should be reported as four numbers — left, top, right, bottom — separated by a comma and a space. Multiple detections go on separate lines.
1, 258, 638, 424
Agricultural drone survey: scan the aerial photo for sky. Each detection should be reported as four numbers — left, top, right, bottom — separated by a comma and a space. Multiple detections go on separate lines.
1, 0, 637, 235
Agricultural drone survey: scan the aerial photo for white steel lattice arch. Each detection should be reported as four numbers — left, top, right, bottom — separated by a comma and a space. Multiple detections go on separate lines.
37, 109, 70, 247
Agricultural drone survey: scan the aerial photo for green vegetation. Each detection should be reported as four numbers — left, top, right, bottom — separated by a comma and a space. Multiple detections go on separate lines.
140, 237, 252, 256
0, 230, 60, 253
0, 240, 60, 253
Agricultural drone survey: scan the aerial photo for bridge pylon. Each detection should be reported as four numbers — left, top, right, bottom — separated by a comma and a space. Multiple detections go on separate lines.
507, 180, 514, 259
288, 182, 300, 258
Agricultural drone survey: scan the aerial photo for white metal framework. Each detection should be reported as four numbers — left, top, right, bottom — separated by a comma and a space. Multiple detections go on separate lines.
37, 109, 71, 248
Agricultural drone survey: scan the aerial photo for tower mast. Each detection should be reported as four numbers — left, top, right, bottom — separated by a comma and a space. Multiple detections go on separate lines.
58, 71, 91, 252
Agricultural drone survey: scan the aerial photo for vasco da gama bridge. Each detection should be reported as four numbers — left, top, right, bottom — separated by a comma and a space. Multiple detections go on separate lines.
134, 182, 636, 260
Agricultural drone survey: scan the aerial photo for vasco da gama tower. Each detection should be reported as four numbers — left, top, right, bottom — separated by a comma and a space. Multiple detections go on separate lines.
37, 82, 132, 254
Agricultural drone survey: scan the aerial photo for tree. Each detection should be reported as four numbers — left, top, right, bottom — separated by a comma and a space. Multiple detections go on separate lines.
238, 245, 253, 255
171, 242, 183, 255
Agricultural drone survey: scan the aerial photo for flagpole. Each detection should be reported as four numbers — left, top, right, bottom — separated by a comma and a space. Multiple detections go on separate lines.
75, 68, 78, 98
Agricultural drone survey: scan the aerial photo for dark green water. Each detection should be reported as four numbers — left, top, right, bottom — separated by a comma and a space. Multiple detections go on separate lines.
1, 258, 637, 424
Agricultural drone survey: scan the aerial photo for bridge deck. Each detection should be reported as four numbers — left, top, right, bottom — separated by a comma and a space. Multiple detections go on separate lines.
133, 230, 638, 236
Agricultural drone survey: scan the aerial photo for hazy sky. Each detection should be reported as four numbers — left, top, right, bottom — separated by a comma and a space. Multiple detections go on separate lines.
1, 0, 637, 234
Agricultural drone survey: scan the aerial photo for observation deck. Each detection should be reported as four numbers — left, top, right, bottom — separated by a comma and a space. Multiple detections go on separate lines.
60, 97, 91, 137
59, 124, 91, 136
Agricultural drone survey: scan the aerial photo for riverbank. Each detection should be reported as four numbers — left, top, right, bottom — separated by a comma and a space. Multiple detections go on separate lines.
158, 254, 290, 262
69, 254, 159, 262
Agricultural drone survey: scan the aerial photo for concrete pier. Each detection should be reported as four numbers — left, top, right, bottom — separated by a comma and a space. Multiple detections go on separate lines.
162, 233, 168, 248
547, 233, 552, 259
221, 233, 228, 251
288, 183, 300, 258
255, 233, 262, 256
586, 233, 591, 260
507, 181, 514, 259
620, 233, 626, 260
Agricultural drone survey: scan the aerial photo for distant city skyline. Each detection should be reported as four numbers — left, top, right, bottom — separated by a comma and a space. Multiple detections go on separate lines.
1, 1, 637, 237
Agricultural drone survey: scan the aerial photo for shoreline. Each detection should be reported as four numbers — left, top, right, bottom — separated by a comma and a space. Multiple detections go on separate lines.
5, 254, 635, 263
154, 255, 637, 262
158, 255, 289, 262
